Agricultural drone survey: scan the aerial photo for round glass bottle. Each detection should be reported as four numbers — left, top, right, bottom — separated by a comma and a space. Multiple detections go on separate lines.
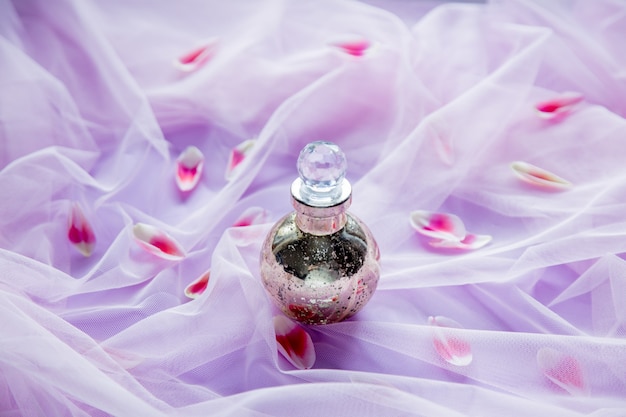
260, 141, 380, 325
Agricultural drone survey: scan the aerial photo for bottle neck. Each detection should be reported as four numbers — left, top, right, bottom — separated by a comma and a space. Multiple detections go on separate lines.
291, 195, 351, 236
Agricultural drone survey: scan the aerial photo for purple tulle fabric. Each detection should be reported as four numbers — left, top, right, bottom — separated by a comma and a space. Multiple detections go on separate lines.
1, 0, 626, 415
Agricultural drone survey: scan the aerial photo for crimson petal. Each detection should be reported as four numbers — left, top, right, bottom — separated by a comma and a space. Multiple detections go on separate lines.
174, 39, 218, 72
225, 139, 255, 181
274, 315, 316, 370
409, 210, 466, 242
175, 146, 204, 192
184, 270, 210, 299
132, 223, 185, 261
68, 203, 96, 257
330, 36, 371, 57
233, 207, 267, 227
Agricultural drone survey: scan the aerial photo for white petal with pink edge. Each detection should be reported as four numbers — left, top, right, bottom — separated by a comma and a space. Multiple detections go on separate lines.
428, 316, 473, 367
225, 139, 256, 181
429, 233, 492, 250
132, 223, 185, 261
273, 315, 316, 370
409, 210, 466, 242
68, 202, 96, 257
511, 161, 572, 190
175, 146, 204, 192
537, 347, 587, 396
184, 270, 211, 299
535, 92, 583, 120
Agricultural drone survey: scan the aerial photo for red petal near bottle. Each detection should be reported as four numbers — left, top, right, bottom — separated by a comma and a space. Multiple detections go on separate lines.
409, 210, 467, 242
274, 315, 316, 370
225, 139, 255, 181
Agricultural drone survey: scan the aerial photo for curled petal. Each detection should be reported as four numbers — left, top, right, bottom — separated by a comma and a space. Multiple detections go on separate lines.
176, 146, 204, 192
330, 36, 371, 57
225, 139, 255, 181
409, 210, 466, 241
174, 39, 218, 72
535, 92, 583, 120
132, 223, 185, 261
184, 270, 210, 299
233, 207, 267, 227
537, 347, 586, 395
511, 161, 572, 190
429, 233, 492, 250
428, 316, 473, 367
274, 315, 316, 370
68, 203, 96, 257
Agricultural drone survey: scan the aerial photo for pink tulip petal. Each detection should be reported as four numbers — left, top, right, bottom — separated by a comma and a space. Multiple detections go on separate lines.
184, 270, 210, 299
511, 161, 572, 190
274, 315, 316, 370
429, 233, 492, 250
175, 146, 204, 192
225, 139, 255, 181
433, 133, 454, 166
537, 347, 586, 395
132, 223, 185, 261
535, 92, 584, 120
409, 210, 467, 241
428, 316, 473, 367
68, 203, 96, 257
330, 36, 371, 57
233, 207, 268, 227
102, 345, 144, 370
174, 39, 218, 72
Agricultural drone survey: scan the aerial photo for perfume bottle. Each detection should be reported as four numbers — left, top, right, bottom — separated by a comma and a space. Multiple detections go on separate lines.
260, 141, 380, 325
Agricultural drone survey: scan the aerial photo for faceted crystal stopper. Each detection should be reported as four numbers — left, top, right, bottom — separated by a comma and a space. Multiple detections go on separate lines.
295, 141, 349, 207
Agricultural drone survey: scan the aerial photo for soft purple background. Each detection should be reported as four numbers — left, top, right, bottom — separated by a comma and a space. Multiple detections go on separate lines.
1, 0, 626, 415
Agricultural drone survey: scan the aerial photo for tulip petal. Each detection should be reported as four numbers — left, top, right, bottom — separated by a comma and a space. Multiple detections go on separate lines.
429, 233, 492, 250
428, 316, 473, 367
175, 146, 204, 192
132, 223, 185, 261
102, 345, 144, 370
409, 210, 466, 241
330, 36, 371, 57
68, 203, 96, 257
511, 161, 572, 190
537, 347, 586, 395
174, 39, 218, 72
184, 270, 210, 299
225, 139, 255, 181
233, 207, 267, 227
535, 92, 583, 120
433, 132, 454, 166
274, 315, 316, 370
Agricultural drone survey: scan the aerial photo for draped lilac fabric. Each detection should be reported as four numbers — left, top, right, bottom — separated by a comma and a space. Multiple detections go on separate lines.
1, 0, 626, 415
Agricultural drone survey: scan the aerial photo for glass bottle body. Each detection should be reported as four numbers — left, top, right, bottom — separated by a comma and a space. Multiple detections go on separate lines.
260, 210, 380, 325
